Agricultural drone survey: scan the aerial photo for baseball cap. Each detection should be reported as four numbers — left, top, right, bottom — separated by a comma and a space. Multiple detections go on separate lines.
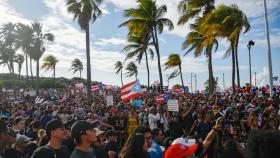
45, 119, 64, 138
165, 137, 198, 158
105, 130, 118, 137
94, 128, 104, 137
16, 135, 31, 143
71, 120, 94, 139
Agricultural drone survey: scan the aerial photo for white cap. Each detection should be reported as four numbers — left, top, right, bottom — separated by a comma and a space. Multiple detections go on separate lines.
171, 137, 196, 147
16, 135, 31, 143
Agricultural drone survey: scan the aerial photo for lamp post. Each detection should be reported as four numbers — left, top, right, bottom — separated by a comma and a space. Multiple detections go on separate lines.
247, 40, 255, 86
263, 0, 274, 97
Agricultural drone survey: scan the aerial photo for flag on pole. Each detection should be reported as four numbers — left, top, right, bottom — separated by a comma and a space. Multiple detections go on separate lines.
121, 80, 142, 102
155, 94, 169, 103
91, 83, 103, 91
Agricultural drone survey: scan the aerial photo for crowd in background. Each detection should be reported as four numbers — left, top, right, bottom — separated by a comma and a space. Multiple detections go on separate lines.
0, 85, 280, 158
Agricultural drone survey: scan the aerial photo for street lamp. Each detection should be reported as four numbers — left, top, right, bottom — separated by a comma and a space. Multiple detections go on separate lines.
263, 0, 274, 97
247, 40, 255, 86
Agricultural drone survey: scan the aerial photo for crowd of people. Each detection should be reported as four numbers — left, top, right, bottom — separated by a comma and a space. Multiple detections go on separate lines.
0, 85, 280, 158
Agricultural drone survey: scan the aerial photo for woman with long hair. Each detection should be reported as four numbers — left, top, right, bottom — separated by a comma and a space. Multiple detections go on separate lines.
119, 133, 150, 158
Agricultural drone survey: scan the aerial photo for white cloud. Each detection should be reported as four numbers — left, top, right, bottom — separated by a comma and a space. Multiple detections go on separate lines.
0, 0, 30, 25
94, 37, 127, 46
42, 0, 73, 20
106, 0, 137, 9
256, 67, 269, 86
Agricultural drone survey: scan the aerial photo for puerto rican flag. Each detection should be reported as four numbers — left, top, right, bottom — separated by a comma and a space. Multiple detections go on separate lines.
155, 94, 169, 103
91, 83, 103, 91
121, 80, 142, 102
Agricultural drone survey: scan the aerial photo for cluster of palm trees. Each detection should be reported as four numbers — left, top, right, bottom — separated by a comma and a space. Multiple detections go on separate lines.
0, 22, 54, 94
0, 0, 251, 102
114, 0, 250, 95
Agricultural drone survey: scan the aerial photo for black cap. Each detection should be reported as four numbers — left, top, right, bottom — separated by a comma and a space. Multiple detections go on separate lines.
45, 120, 64, 138
71, 120, 93, 139
105, 130, 118, 137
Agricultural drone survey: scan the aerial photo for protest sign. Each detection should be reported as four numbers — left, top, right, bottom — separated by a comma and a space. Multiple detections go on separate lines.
167, 99, 179, 111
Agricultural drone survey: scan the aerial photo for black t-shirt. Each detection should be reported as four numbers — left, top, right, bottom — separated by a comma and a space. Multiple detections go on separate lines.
3, 148, 24, 158
92, 146, 106, 158
104, 141, 119, 158
31, 145, 70, 158
70, 148, 95, 158
27, 130, 38, 141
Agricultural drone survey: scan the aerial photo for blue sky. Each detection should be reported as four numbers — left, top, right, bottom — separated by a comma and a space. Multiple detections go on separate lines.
0, 0, 280, 90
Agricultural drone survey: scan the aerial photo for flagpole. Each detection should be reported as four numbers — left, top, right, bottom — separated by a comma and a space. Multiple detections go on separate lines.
263, 0, 273, 97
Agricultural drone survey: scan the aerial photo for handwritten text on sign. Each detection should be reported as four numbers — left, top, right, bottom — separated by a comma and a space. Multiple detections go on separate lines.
167, 99, 179, 111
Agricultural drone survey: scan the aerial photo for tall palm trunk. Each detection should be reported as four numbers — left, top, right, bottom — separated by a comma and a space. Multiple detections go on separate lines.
30, 57, 33, 79
79, 70, 82, 78
53, 66, 56, 79
235, 35, 240, 88
207, 46, 215, 95
120, 69, 123, 87
152, 26, 163, 93
231, 42, 236, 94
36, 59, 39, 96
144, 51, 150, 92
179, 65, 186, 93
18, 67, 21, 79
25, 52, 29, 79
85, 21, 93, 103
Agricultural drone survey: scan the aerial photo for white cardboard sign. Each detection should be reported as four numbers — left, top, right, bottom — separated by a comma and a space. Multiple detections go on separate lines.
167, 99, 179, 112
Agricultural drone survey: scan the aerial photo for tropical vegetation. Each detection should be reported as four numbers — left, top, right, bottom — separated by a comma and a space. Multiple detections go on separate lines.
67, 0, 104, 103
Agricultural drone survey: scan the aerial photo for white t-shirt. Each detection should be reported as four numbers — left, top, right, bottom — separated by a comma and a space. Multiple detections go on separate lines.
148, 113, 160, 129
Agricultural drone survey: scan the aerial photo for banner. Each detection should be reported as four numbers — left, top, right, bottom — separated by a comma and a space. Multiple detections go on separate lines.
167, 99, 179, 112
106, 95, 114, 106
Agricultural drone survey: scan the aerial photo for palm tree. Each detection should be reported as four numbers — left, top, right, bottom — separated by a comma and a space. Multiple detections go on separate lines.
0, 23, 17, 74
183, 30, 218, 95
67, 0, 103, 103
122, 35, 154, 91
125, 61, 138, 80
177, 0, 215, 25
166, 70, 179, 89
41, 55, 59, 79
30, 22, 54, 95
178, 0, 217, 95
69, 58, 83, 78
120, 0, 174, 93
0, 40, 12, 73
164, 53, 186, 92
15, 54, 24, 79
202, 4, 250, 92
114, 61, 124, 86
15, 23, 34, 79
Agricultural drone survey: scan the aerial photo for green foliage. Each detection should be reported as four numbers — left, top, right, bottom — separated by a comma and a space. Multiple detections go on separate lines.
0, 79, 64, 89
204, 77, 218, 93
172, 84, 181, 89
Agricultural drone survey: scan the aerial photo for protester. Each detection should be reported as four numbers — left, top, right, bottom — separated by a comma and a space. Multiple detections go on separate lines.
31, 119, 70, 158
104, 130, 119, 158
119, 133, 151, 158
70, 120, 97, 158
0, 84, 279, 158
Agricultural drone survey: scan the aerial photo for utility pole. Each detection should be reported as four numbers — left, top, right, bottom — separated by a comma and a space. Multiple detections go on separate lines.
263, 0, 274, 97
255, 72, 257, 87
191, 73, 193, 92
223, 73, 225, 90
247, 40, 255, 86
194, 74, 197, 91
